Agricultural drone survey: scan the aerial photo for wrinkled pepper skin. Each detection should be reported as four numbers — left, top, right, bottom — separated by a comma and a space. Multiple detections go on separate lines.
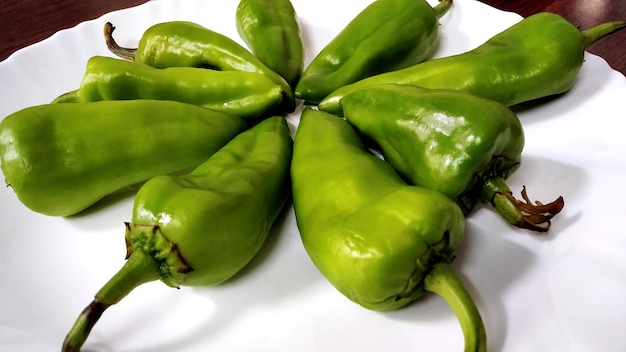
236, 0, 304, 88
341, 84, 564, 232
292, 107, 486, 352
105, 21, 296, 112
62, 116, 293, 352
0, 100, 246, 216
295, 0, 452, 104
319, 12, 626, 115
71, 56, 283, 119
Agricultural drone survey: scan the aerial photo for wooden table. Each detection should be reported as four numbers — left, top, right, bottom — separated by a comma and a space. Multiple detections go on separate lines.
1, 0, 625, 76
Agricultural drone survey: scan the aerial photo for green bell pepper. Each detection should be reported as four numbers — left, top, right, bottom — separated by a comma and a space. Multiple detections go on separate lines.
62, 115, 293, 352
319, 12, 626, 115
56, 56, 284, 119
292, 107, 486, 352
0, 100, 246, 216
341, 84, 564, 232
104, 21, 295, 112
295, 0, 452, 104
236, 0, 304, 88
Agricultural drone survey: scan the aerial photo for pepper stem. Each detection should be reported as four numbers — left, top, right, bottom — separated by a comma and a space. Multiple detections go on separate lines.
104, 22, 137, 61
424, 263, 487, 352
581, 20, 626, 47
434, 0, 453, 20
62, 248, 162, 352
481, 177, 564, 233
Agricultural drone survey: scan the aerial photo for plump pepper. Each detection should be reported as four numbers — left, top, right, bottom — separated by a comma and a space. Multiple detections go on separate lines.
61, 55, 284, 119
341, 84, 564, 232
236, 0, 304, 88
292, 107, 486, 352
0, 100, 246, 216
104, 21, 296, 112
62, 116, 293, 352
295, 0, 452, 104
319, 12, 626, 115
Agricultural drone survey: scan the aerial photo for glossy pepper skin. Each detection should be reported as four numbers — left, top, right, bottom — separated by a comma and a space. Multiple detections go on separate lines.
62, 116, 293, 352
104, 21, 296, 112
236, 0, 304, 88
0, 100, 246, 216
341, 84, 564, 232
292, 107, 486, 352
319, 12, 626, 115
65, 56, 284, 119
294, 0, 452, 105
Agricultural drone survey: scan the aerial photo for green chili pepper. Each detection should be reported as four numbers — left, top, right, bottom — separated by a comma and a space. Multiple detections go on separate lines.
319, 12, 626, 115
104, 21, 296, 112
341, 84, 564, 232
0, 100, 246, 216
62, 115, 293, 352
236, 0, 304, 88
60, 55, 284, 119
292, 107, 486, 352
294, 0, 452, 105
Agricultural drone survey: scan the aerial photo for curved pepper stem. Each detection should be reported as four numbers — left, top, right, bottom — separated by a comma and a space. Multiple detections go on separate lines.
581, 20, 626, 47
62, 249, 161, 352
104, 22, 137, 61
424, 263, 487, 352
481, 177, 564, 233
434, 0, 453, 20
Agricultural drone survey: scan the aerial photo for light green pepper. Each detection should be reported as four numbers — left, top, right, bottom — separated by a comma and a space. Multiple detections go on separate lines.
341, 84, 564, 232
0, 100, 246, 216
105, 21, 296, 112
291, 107, 486, 352
57, 56, 284, 119
62, 116, 293, 352
236, 0, 304, 88
295, 0, 452, 104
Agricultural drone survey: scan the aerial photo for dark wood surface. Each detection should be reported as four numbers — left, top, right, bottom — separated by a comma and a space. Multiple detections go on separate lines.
1, 0, 625, 75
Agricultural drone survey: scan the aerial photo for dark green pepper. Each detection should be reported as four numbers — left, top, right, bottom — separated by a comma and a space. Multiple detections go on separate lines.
295, 0, 452, 104
341, 84, 564, 232
292, 107, 486, 352
59, 56, 283, 119
236, 0, 304, 88
104, 21, 296, 112
0, 100, 246, 216
62, 116, 293, 352
319, 12, 626, 115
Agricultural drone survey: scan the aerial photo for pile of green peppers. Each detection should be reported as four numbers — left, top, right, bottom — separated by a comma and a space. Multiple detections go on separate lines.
1, 0, 625, 351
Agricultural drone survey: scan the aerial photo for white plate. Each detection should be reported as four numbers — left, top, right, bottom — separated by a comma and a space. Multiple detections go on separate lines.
1, 1, 626, 351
